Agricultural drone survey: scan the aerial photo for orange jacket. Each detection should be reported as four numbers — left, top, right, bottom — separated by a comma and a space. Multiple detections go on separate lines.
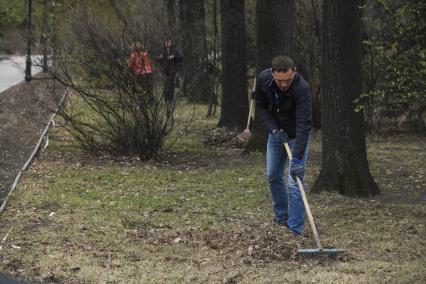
128, 50, 153, 75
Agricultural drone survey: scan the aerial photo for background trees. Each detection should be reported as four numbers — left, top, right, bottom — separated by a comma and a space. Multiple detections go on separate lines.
362, 0, 426, 132
0, 1, 27, 53
0, 0, 423, 194
1, 0, 423, 134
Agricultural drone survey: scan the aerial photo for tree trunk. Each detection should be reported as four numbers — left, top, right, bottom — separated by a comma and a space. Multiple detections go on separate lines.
166, 0, 176, 31
244, 0, 295, 153
179, 0, 212, 103
25, 0, 33, 81
41, 0, 49, 72
217, 0, 248, 130
206, 0, 219, 117
312, 0, 379, 197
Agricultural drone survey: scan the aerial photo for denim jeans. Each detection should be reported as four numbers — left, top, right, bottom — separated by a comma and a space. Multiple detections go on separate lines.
266, 131, 311, 234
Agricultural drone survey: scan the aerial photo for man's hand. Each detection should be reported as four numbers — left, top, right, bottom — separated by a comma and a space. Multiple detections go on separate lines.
290, 158, 304, 180
272, 129, 289, 143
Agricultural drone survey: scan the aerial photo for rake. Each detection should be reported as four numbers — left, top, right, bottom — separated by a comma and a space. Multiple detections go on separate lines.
283, 142, 343, 257
236, 76, 256, 142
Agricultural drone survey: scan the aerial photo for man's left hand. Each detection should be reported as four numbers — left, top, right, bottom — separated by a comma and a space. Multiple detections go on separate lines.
290, 158, 304, 180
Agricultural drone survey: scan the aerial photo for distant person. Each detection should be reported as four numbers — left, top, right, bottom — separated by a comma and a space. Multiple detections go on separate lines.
157, 38, 181, 103
128, 41, 154, 106
255, 55, 312, 236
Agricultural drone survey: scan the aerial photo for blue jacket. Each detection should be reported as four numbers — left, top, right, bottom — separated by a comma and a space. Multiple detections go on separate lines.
255, 68, 312, 160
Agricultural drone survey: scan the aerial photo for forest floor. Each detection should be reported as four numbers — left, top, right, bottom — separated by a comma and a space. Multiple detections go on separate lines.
0, 97, 425, 283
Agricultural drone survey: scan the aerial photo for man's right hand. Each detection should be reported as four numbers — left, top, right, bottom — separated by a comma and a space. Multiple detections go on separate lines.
272, 129, 289, 142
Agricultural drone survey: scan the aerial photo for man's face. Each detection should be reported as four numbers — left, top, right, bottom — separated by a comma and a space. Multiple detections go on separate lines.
272, 68, 296, 92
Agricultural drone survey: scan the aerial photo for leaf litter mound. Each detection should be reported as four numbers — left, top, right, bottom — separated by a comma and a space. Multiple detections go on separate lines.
203, 127, 246, 148
128, 220, 351, 265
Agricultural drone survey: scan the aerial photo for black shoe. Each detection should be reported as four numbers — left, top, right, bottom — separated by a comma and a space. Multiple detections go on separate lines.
290, 230, 303, 237
273, 218, 288, 228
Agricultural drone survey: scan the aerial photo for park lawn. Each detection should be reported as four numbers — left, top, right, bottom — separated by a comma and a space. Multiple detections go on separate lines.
0, 103, 425, 283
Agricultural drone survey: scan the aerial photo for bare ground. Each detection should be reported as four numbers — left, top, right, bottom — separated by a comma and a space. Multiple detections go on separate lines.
0, 105, 425, 283
0, 76, 63, 206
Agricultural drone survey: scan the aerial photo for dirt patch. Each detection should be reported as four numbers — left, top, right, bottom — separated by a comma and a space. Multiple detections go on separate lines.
0, 76, 64, 205
202, 227, 300, 263
124, 219, 351, 266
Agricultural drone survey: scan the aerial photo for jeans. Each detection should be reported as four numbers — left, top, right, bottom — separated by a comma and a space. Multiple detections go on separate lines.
266, 131, 311, 234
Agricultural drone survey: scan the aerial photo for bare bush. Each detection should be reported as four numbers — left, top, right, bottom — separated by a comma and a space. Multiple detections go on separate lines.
41, 2, 177, 160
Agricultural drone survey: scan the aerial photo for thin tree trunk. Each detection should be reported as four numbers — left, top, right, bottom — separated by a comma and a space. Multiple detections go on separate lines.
217, 0, 248, 129
207, 0, 219, 117
312, 0, 379, 197
41, 0, 49, 72
25, 0, 33, 81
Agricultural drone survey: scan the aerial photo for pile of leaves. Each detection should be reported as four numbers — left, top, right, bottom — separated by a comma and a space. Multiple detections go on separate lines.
203, 127, 246, 148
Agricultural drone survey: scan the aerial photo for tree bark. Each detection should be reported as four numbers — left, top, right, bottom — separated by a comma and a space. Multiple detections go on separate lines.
25, 0, 33, 81
217, 0, 248, 130
312, 0, 379, 197
244, 0, 295, 153
206, 0, 219, 117
41, 0, 49, 72
166, 0, 176, 31
179, 0, 212, 103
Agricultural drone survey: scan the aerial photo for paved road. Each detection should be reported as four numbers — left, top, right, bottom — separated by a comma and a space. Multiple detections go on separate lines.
0, 56, 42, 93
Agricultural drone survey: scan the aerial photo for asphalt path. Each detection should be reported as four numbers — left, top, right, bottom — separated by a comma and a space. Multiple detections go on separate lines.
0, 56, 42, 93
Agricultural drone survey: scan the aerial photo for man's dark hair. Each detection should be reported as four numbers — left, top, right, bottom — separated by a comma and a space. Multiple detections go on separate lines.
271, 56, 296, 72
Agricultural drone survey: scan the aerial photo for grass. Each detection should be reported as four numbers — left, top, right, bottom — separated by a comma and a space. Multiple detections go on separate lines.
0, 102, 425, 283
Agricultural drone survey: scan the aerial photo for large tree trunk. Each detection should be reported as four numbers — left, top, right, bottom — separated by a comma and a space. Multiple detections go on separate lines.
166, 0, 177, 30
312, 0, 379, 197
217, 0, 248, 130
244, 0, 295, 153
179, 0, 212, 103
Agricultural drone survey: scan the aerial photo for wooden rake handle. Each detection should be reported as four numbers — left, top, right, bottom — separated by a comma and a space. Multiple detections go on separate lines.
246, 99, 254, 129
283, 142, 323, 250
245, 76, 257, 130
